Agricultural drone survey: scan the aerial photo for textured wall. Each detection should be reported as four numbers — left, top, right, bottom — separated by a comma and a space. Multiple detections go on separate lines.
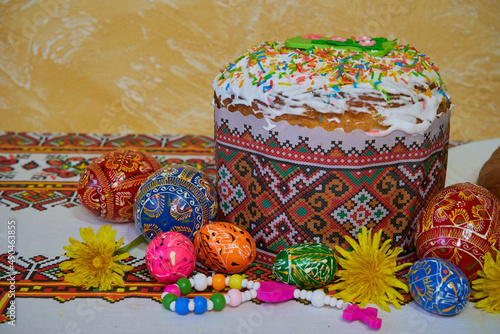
0, 0, 498, 141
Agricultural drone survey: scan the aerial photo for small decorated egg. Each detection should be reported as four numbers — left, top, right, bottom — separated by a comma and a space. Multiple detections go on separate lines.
134, 164, 217, 242
273, 243, 336, 289
408, 258, 470, 316
145, 232, 197, 284
194, 222, 256, 274
77, 149, 161, 223
415, 182, 500, 282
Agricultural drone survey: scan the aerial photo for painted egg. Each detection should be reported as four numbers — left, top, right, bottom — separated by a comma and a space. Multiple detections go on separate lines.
145, 231, 197, 284
272, 243, 337, 289
134, 164, 217, 242
408, 258, 470, 316
415, 182, 500, 282
77, 149, 161, 223
194, 222, 256, 274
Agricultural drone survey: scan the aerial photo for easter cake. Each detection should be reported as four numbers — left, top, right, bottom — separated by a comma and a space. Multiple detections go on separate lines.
213, 34, 452, 265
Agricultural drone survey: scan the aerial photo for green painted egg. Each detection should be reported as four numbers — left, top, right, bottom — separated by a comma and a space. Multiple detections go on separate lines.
272, 243, 337, 289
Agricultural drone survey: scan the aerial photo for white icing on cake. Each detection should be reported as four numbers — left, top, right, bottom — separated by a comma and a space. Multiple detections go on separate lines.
213, 39, 452, 135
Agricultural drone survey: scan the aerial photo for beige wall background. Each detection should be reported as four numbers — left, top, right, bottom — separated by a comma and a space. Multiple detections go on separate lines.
0, 0, 498, 141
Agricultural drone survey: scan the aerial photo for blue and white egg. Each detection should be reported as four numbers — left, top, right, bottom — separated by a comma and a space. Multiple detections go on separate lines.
408, 258, 470, 316
134, 164, 217, 242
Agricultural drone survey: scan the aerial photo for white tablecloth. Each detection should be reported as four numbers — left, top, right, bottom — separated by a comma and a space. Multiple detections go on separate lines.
1, 136, 499, 333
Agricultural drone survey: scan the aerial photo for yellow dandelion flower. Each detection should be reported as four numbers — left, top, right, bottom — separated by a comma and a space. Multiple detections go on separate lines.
472, 247, 500, 313
331, 227, 412, 312
60, 225, 134, 291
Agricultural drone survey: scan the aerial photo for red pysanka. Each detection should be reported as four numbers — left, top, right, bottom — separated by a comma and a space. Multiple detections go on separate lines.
77, 149, 161, 223
415, 182, 500, 282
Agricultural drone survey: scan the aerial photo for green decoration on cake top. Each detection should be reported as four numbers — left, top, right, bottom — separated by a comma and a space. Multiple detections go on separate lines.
285, 34, 397, 57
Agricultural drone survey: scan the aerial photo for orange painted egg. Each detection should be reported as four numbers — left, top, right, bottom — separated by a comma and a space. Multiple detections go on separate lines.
194, 222, 256, 273
415, 182, 500, 282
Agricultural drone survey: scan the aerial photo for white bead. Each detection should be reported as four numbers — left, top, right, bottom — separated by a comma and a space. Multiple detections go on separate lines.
324, 296, 331, 305
188, 301, 195, 312
193, 273, 208, 291
252, 282, 260, 290
189, 278, 195, 287
246, 281, 254, 289
293, 289, 300, 299
161, 292, 168, 300
305, 291, 313, 301
170, 301, 176, 312
300, 290, 307, 300
224, 294, 231, 304
244, 290, 252, 300
207, 300, 214, 311
250, 289, 257, 299
336, 299, 344, 309
241, 293, 247, 302
241, 279, 248, 288
225, 276, 230, 286
207, 276, 213, 286
330, 297, 337, 307
311, 290, 326, 308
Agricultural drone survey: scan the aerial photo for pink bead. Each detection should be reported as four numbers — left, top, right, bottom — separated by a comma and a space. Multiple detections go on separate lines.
256, 281, 296, 302
227, 289, 242, 307
163, 284, 181, 297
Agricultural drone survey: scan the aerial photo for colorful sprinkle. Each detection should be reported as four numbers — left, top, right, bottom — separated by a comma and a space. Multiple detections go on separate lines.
215, 37, 448, 116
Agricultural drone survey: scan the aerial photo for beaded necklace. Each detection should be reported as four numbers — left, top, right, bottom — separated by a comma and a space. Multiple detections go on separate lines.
161, 273, 382, 329
161, 273, 259, 314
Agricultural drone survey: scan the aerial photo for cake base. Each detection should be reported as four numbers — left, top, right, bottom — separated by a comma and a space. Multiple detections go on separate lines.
215, 107, 450, 266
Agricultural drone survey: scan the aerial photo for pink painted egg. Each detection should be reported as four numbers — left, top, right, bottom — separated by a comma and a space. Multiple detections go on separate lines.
145, 232, 197, 284
415, 182, 500, 282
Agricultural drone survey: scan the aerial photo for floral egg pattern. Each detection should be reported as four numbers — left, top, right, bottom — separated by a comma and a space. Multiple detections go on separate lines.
134, 164, 217, 242
415, 182, 500, 282
77, 149, 161, 223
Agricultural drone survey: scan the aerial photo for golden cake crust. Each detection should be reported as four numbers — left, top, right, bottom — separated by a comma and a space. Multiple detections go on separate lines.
214, 92, 451, 133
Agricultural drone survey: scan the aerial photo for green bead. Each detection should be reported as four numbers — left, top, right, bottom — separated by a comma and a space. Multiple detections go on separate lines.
177, 278, 192, 295
210, 293, 226, 311
162, 293, 178, 310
